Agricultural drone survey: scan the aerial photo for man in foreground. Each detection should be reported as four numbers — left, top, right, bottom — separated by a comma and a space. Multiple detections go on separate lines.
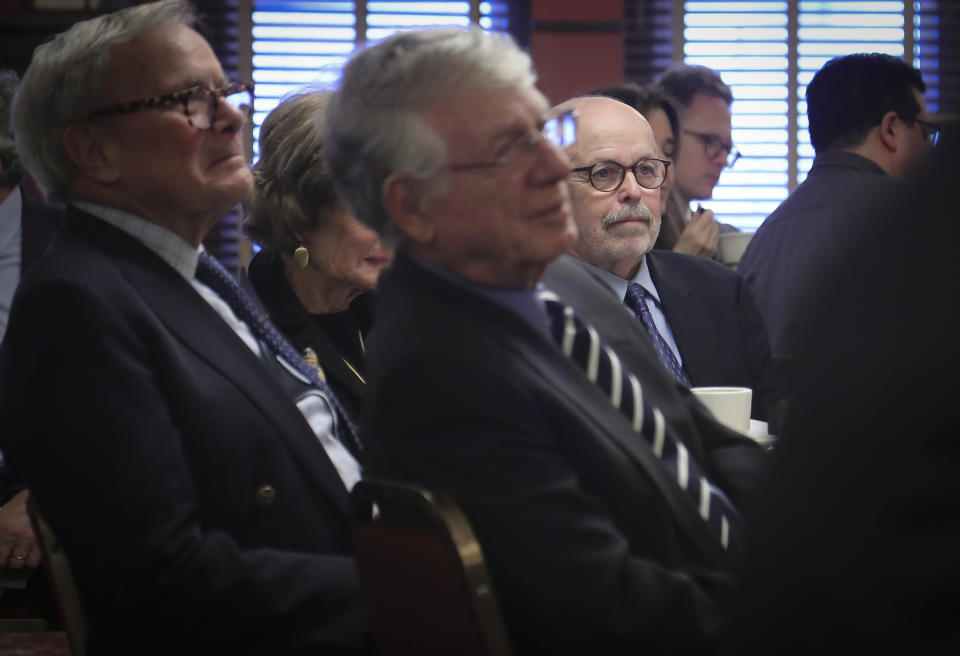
0, 1, 368, 652
327, 27, 765, 654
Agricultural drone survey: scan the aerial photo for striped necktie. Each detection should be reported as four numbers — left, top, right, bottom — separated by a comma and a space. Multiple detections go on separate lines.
623, 282, 691, 387
195, 252, 361, 451
540, 290, 739, 551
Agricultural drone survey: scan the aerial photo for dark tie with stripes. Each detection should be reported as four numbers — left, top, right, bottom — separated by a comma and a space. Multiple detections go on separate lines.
623, 282, 691, 387
195, 252, 360, 451
540, 290, 739, 551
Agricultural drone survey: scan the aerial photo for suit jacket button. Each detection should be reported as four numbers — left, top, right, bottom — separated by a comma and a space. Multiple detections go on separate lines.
255, 485, 276, 507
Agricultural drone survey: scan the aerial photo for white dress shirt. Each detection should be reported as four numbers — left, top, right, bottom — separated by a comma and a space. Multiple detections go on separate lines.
576, 257, 686, 368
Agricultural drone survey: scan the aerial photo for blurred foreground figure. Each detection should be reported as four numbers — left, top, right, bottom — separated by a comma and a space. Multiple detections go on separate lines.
0, 1, 368, 653
729, 124, 959, 654
327, 27, 765, 655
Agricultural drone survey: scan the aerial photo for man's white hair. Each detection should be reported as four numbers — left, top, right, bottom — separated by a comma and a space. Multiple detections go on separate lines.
325, 27, 536, 246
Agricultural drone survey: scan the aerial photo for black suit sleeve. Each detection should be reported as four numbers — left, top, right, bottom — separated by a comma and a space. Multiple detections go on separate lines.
731, 272, 782, 421
364, 350, 731, 656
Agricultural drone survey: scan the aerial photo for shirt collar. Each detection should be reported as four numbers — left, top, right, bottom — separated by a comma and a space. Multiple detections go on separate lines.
408, 251, 551, 338
576, 255, 661, 305
72, 201, 201, 280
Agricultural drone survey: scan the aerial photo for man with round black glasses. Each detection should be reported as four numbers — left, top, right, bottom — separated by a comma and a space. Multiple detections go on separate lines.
0, 0, 369, 653
546, 95, 780, 424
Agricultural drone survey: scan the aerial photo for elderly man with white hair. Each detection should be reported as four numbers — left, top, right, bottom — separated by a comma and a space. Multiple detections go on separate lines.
0, 1, 369, 653
327, 27, 766, 655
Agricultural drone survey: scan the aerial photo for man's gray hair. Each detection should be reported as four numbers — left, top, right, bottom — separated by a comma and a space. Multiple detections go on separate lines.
11, 0, 195, 202
326, 27, 536, 246
0, 70, 23, 190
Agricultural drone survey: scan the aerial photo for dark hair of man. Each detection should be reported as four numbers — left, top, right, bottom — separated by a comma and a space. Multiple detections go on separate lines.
588, 82, 682, 148
654, 64, 732, 108
806, 53, 926, 154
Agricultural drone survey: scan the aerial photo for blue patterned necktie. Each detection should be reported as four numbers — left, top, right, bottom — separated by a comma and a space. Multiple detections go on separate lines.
540, 290, 739, 551
623, 282, 691, 387
195, 252, 360, 450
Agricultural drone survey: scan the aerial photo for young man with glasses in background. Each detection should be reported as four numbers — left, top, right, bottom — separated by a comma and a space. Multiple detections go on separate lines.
738, 53, 935, 361
655, 64, 741, 262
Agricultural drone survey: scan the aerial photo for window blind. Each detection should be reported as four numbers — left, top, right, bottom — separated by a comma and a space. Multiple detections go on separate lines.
251, 1, 509, 158
796, 1, 912, 181
679, 0, 939, 230
683, 1, 791, 231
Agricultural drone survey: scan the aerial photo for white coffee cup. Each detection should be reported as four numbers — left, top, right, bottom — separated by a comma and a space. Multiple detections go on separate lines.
690, 386, 752, 434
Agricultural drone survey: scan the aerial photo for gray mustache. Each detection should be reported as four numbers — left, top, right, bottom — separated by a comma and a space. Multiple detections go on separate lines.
602, 203, 656, 228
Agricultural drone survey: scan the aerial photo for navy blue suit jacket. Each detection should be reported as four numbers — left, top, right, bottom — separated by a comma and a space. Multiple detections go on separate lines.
646, 250, 779, 420
363, 250, 766, 655
553, 253, 779, 420
0, 208, 367, 654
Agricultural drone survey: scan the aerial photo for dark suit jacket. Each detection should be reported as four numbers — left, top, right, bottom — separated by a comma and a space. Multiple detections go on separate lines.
738, 151, 904, 358
553, 253, 778, 420
363, 250, 766, 655
19, 186, 63, 274
0, 208, 367, 655
247, 249, 371, 425
0, 187, 63, 500
728, 125, 960, 655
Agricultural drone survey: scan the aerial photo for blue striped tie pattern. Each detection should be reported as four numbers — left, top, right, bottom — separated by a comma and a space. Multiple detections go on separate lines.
195, 252, 360, 450
623, 282, 691, 387
540, 290, 739, 551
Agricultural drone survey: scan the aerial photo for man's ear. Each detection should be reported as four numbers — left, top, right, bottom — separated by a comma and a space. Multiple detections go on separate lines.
382, 171, 436, 244
62, 123, 120, 184
877, 110, 901, 153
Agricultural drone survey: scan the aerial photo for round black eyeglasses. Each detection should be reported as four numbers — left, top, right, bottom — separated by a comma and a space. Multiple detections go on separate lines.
571, 159, 670, 192
683, 129, 740, 168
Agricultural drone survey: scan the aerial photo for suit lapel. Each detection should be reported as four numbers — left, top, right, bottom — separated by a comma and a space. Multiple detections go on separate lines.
646, 253, 709, 384
141, 268, 351, 512
398, 255, 726, 562
70, 213, 352, 513
498, 324, 728, 563
543, 255, 726, 560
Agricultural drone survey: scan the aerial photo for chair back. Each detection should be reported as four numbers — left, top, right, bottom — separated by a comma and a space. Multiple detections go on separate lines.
350, 479, 513, 656
27, 498, 86, 656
